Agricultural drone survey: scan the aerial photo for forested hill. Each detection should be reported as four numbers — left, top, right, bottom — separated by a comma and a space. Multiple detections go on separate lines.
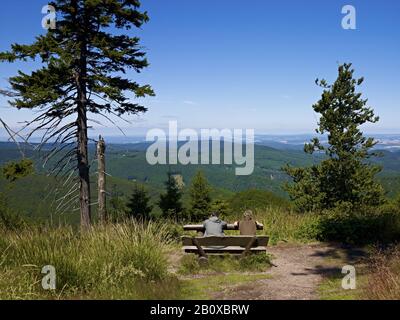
1, 141, 400, 196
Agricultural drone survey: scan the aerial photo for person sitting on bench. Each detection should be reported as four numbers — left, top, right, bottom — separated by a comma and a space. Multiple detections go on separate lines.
234, 210, 262, 235
203, 212, 227, 236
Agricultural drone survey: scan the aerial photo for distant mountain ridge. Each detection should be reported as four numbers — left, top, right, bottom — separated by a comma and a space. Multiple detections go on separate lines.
1, 141, 399, 196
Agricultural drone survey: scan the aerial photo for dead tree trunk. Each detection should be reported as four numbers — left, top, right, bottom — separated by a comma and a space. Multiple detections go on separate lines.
97, 135, 106, 223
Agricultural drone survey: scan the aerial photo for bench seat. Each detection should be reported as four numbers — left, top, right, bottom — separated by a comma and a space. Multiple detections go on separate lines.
183, 245, 268, 254
181, 235, 269, 256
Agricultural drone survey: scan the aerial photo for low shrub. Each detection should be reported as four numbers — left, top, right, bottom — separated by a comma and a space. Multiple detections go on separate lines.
295, 216, 323, 241
0, 194, 26, 231
257, 205, 400, 245
315, 206, 400, 245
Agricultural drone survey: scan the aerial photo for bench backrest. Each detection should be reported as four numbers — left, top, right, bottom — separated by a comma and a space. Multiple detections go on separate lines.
183, 223, 263, 231
181, 235, 269, 247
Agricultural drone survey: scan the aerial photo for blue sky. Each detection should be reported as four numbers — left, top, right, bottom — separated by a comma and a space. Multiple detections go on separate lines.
0, 0, 399, 136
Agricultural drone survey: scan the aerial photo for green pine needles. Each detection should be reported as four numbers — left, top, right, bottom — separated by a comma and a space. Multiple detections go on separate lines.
283, 63, 385, 212
0, 0, 154, 227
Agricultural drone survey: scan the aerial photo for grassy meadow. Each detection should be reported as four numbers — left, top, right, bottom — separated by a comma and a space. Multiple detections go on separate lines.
1, 204, 400, 300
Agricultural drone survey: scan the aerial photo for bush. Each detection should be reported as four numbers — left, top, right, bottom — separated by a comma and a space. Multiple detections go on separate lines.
257, 205, 400, 245
295, 216, 323, 241
0, 194, 26, 231
2, 159, 34, 183
315, 206, 400, 244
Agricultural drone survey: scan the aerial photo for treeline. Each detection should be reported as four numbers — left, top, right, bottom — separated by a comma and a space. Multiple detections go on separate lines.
110, 170, 289, 222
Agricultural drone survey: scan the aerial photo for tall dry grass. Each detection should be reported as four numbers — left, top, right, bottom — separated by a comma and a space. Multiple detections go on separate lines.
254, 207, 321, 244
0, 221, 180, 299
364, 246, 400, 300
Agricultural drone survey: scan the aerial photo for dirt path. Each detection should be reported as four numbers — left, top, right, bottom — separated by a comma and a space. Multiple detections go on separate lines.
213, 243, 365, 300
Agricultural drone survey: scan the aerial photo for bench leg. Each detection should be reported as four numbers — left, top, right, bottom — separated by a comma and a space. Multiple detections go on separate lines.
192, 237, 207, 260
241, 236, 257, 257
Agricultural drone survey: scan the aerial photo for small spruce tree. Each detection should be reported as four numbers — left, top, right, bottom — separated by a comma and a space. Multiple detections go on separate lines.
158, 171, 183, 219
126, 185, 153, 220
210, 199, 230, 219
189, 170, 212, 221
2, 159, 34, 183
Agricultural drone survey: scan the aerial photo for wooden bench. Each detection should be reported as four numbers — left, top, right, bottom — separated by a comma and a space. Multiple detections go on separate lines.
183, 223, 264, 234
181, 235, 269, 258
182, 222, 268, 258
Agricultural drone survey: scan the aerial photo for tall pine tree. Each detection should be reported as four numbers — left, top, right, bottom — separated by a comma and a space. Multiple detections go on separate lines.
283, 63, 385, 212
0, 1, 154, 227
